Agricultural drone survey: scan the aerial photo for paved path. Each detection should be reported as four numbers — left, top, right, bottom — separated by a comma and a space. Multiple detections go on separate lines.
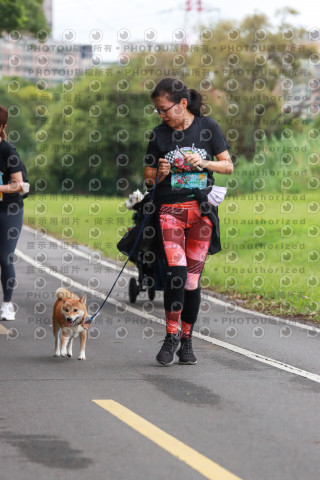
1, 226, 320, 480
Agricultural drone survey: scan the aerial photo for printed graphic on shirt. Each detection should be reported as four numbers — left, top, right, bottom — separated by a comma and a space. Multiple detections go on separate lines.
165, 144, 208, 173
165, 144, 208, 190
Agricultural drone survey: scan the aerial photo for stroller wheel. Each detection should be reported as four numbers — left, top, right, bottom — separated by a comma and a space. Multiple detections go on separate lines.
148, 287, 155, 301
129, 277, 139, 303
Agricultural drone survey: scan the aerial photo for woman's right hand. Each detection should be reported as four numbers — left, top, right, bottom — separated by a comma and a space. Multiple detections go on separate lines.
158, 158, 171, 177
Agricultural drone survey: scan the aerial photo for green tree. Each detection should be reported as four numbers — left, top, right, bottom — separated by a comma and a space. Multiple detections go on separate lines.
187, 9, 317, 157
0, 80, 39, 164
2, 9, 317, 195
31, 66, 158, 196
0, 0, 48, 37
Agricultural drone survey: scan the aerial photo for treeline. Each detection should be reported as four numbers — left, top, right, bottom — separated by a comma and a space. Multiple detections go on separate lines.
0, 9, 318, 195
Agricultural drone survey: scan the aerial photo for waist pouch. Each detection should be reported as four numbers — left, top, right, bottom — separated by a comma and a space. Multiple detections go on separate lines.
171, 172, 208, 189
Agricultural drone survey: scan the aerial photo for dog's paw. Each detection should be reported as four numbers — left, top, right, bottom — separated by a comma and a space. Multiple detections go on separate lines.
67, 354, 72, 358
78, 354, 86, 360
53, 352, 60, 357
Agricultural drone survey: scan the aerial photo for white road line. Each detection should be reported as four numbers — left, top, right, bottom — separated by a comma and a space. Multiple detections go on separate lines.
22, 225, 136, 277
22, 225, 320, 334
16, 248, 320, 385
201, 293, 320, 333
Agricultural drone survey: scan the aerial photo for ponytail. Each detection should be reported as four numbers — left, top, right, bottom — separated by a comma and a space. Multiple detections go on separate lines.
187, 89, 203, 116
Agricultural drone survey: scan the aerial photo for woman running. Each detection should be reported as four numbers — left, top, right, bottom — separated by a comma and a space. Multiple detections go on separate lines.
144, 78, 233, 366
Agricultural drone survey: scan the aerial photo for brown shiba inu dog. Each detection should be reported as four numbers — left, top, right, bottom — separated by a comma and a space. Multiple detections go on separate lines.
52, 288, 88, 360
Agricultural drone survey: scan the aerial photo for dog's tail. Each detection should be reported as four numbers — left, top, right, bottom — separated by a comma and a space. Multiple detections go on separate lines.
56, 288, 79, 300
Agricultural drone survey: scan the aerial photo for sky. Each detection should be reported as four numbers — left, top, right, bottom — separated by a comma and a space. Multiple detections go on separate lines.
52, 0, 320, 52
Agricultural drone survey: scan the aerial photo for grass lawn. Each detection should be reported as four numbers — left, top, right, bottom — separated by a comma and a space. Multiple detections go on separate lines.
23, 193, 319, 322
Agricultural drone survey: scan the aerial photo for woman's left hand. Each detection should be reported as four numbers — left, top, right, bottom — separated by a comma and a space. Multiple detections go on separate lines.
184, 153, 203, 170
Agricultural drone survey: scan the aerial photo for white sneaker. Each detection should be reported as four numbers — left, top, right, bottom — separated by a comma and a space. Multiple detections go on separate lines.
0, 302, 15, 321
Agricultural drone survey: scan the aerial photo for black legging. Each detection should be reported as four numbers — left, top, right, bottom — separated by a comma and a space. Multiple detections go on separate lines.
0, 206, 23, 301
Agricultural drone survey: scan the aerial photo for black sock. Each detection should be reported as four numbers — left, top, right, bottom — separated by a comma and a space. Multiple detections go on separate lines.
181, 288, 201, 326
164, 266, 187, 312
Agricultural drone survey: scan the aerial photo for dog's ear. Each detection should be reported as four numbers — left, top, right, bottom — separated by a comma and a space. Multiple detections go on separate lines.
80, 294, 87, 305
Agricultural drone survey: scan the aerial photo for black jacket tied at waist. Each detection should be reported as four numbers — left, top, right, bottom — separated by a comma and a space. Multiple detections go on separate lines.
192, 188, 222, 256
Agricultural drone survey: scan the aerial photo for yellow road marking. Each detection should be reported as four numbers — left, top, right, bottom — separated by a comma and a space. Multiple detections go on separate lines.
93, 400, 242, 480
0, 323, 9, 334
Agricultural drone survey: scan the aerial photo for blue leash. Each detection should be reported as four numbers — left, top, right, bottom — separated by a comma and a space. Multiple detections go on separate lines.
82, 168, 162, 329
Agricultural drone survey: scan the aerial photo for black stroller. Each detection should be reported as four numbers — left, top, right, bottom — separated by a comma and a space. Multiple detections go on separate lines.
117, 194, 167, 303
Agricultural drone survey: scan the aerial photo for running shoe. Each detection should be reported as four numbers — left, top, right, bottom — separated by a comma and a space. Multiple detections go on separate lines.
156, 333, 180, 366
176, 337, 197, 365
0, 302, 15, 321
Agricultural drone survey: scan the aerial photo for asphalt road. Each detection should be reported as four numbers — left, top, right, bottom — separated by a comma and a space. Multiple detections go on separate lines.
1, 225, 320, 480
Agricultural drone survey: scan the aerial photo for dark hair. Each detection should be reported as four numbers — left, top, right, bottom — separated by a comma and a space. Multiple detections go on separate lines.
0, 105, 8, 140
151, 78, 203, 116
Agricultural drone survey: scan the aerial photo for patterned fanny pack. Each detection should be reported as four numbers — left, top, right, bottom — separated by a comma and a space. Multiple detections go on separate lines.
171, 172, 208, 190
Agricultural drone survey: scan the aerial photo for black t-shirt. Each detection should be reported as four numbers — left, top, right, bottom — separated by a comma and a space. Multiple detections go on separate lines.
0, 139, 24, 209
144, 115, 230, 204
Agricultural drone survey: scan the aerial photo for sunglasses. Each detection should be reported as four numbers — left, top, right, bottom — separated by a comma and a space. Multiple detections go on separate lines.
153, 103, 177, 115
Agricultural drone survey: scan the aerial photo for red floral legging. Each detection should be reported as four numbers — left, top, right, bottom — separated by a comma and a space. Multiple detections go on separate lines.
160, 200, 213, 334
160, 200, 213, 289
